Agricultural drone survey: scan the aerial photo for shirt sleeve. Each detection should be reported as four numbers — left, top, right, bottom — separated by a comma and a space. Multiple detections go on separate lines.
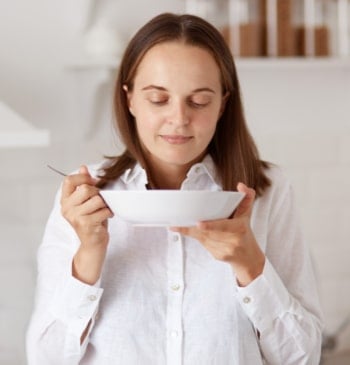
26, 188, 103, 365
236, 175, 324, 365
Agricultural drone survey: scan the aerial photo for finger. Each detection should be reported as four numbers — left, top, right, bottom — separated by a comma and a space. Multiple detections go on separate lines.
79, 165, 90, 177
73, 207, 114, 229
78, 165, 101, 187
197, 219, 235, 233
72, 184, 100, 205
84, 207, 114, 223
61, 169, 96, 200
91, 207, 114, 222
170, 226, 212, 246
170, 226, 200, 238
79, 165, 99, 185
179, 220, 241, 241
172, 226, 233, 258
234, 183, 256, 218
62, 184, 100, 208
75, 195, 112, 217
198, 228, 236, 243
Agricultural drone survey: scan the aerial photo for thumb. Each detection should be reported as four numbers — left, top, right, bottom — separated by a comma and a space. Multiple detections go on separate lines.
79, 165, 90, 176
234, 182, 256, 218
79, 165, 98, 185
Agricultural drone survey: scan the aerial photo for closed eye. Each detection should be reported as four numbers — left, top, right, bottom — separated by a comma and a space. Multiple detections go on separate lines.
149, 99, 168, 106
189, 100, 210, 108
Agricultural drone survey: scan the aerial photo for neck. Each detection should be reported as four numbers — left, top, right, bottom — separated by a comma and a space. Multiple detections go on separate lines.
142, 150, 207, 190
147, 162, 188, 190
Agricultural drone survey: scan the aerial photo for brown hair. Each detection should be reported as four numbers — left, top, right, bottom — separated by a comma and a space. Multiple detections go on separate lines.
97, 13, 270, 195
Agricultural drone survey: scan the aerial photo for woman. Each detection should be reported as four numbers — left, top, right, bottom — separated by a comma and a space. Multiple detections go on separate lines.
27, 13, 323, 365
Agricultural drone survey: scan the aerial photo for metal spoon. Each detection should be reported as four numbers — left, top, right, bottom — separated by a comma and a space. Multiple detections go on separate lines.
47, 164, 112, 211
47, 164, 67, 176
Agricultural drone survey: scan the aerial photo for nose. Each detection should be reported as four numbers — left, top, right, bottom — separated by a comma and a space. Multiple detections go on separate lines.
168, 100, 190, 126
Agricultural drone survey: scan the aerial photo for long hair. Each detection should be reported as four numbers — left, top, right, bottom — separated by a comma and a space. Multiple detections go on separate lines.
97, 13, 270, 195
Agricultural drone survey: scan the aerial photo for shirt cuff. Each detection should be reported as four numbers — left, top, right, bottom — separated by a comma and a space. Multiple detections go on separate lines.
236, 259, 291, 333
49, 273, 104, 338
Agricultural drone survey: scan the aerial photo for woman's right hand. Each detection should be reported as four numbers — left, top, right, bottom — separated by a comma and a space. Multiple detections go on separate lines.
61, 165, 114, 285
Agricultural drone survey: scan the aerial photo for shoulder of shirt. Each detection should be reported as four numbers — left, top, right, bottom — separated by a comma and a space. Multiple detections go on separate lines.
72, 159, 293, 194
261, 163, 293, 198
82, 159, 146, 189
265, 163, 290, 184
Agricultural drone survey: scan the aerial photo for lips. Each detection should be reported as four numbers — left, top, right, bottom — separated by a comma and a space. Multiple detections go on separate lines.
160, 135, 193, 144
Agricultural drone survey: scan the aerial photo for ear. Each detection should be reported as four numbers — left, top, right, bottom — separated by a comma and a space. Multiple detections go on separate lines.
219, 92, 230, 118
123, 84, 134, 115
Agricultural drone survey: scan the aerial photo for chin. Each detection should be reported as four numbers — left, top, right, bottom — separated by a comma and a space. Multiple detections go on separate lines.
147, 146, 207, 168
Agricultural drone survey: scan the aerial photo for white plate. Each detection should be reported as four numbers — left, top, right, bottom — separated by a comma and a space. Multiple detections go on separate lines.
100, 190, 245, 227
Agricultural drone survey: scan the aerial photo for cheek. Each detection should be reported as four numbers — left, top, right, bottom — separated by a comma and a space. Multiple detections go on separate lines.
133, 99, 163, 127
195, 113, 219, 135
135, 112, 162, 140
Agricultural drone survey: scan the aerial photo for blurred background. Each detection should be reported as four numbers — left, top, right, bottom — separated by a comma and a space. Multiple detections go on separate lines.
0, 1, 349, 364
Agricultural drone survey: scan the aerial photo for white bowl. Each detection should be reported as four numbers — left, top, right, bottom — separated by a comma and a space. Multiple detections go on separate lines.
100, 190, 245, 227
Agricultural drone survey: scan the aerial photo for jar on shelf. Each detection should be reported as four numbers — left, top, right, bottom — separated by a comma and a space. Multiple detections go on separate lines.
293, 0, 332, 57
292, 0, 350, 57
183, 0, 349, 58
184, 0, 264, 57
225, 0, 264, 57
334, 0, 350, 56
263, 0, 295, 57
260, 0, 348, 58
314, 0, 332, 56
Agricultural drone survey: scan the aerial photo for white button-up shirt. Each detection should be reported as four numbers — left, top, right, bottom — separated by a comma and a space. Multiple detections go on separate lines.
26, 156, 323, 365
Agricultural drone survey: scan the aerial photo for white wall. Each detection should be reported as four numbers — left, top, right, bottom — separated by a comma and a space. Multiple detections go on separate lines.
237, 65, 350, 342
0, 1, 349, 364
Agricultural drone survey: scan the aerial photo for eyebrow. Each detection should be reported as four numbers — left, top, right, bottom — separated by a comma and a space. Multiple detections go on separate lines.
141, 85, 216, 94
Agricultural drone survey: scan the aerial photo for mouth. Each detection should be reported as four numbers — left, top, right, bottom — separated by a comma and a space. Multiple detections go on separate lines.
160, 135, 193, 145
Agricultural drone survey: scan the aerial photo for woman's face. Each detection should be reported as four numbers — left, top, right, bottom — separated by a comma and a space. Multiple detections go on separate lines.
125, 41, 227, 171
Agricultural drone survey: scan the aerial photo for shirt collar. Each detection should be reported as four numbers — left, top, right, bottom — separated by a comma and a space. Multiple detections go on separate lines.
186, 155, 217, 178
120, 163, 148, 189
119, 154, 221, 190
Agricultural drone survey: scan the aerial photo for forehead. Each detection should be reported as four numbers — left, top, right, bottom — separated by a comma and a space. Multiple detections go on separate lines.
133, 41, 222, 89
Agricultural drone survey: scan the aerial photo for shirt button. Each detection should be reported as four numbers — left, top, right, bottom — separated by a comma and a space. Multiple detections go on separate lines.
243, 296, 251, 304
194, 166, 201, 173
171, 284, 181, 291
173, 235, 179, 242
87, 294, 97, 301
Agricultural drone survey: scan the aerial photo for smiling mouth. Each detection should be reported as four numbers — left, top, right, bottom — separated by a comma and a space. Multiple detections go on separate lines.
160, 135, 193, 144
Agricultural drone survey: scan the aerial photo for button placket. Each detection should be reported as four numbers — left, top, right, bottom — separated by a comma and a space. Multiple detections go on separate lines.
166, 231, 184, 364
170, 284, 181, 291
243, 296, 251, 304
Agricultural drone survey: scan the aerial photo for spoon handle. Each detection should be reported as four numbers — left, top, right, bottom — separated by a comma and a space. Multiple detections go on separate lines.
47, 164, 112, 211
47, 164, 67, 177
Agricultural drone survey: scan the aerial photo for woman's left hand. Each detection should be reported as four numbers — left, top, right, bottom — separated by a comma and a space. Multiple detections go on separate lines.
171, 183, 265, 287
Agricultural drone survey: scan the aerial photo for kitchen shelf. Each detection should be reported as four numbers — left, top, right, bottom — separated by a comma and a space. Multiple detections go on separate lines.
235, 57, 350, 71
67, 55, 350, 71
